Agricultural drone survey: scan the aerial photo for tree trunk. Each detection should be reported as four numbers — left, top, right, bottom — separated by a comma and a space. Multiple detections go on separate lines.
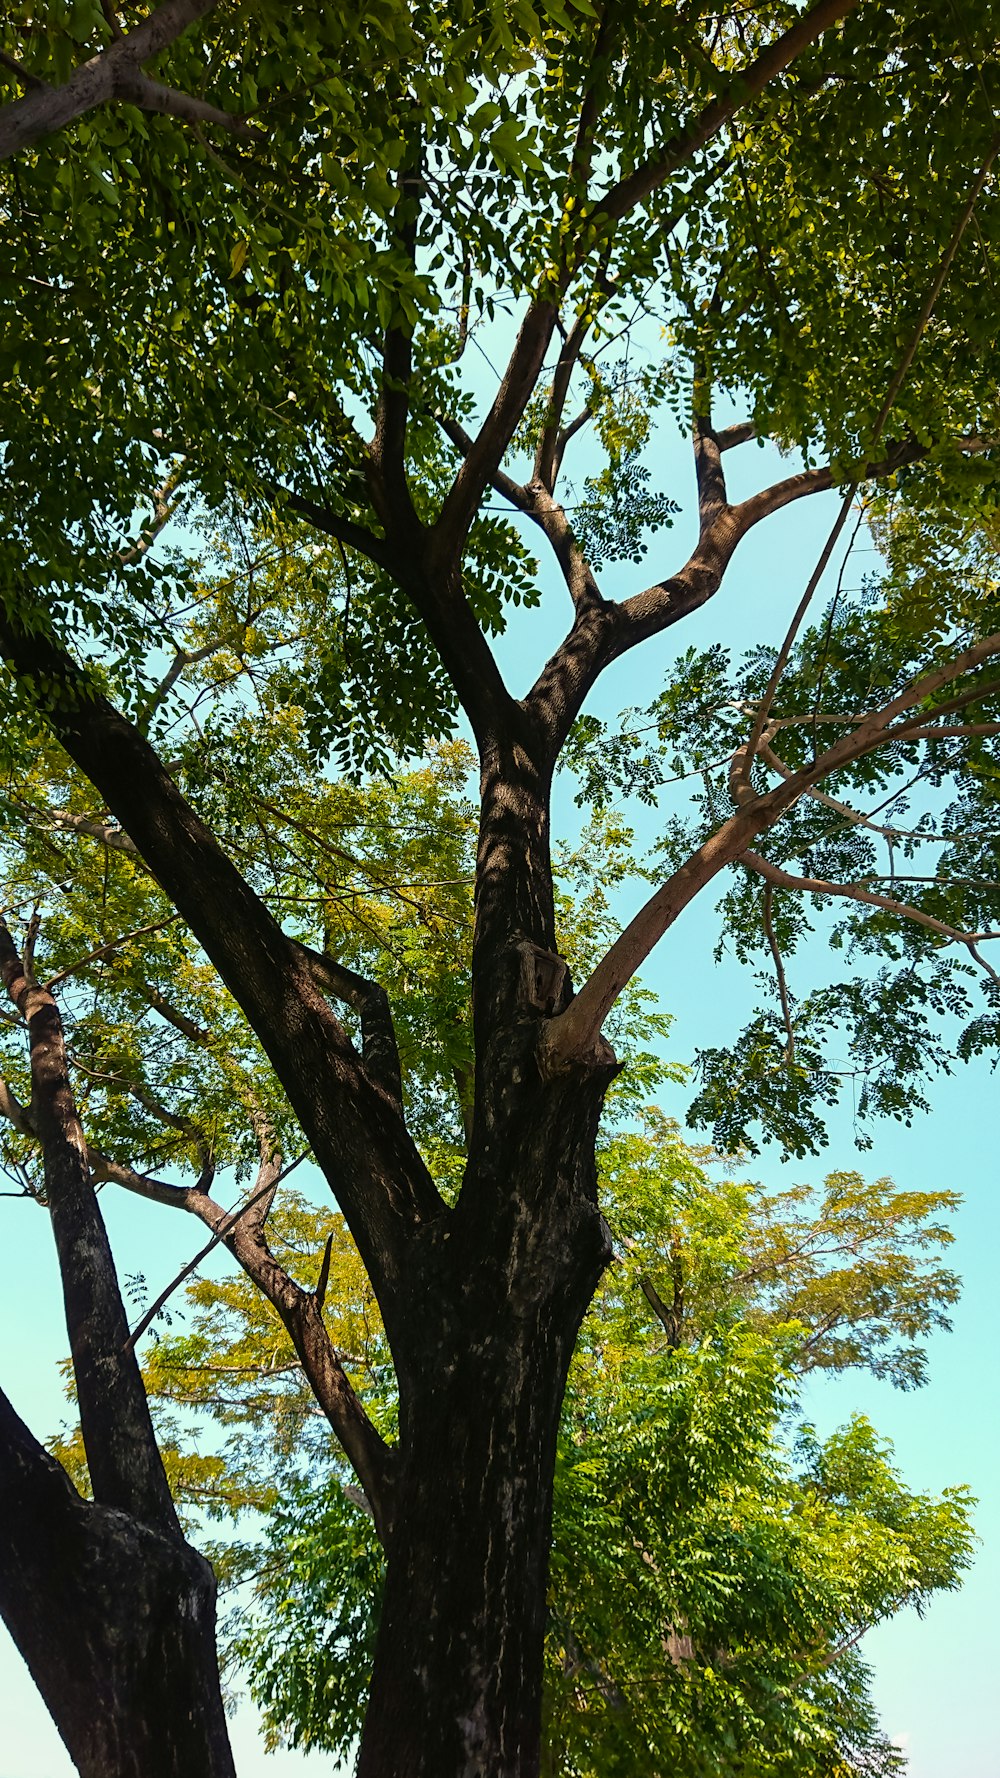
359, 1063, 614, 1778
0, 1389, 236, 1778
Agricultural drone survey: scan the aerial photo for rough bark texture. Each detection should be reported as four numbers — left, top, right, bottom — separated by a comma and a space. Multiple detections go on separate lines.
0, 1388, 234, 1778
359, 1060, 616, 1778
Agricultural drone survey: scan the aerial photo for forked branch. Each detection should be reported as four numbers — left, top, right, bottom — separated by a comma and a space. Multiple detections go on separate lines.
436, 0, 858, 555
541, 633, 1000, 1068
742, 849, 1000, 983
301, 945, 404, 1108
0, 0, 256, 160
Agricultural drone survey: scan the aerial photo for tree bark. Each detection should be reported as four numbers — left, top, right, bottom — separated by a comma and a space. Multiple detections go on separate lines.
0, 1379, 236, 1778
359, 1057, 615, 1777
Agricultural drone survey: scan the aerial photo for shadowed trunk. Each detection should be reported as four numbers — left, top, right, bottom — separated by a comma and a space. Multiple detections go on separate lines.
359, 1059, 615, 1778
0, 1389, 235, 1778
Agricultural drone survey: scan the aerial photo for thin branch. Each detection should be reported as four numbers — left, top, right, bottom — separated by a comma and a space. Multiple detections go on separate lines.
732, 487, 861, 801
542, 632, 1000, 1066
761, 883, 795, 1060
870, 137, 1000, 443
140, 628, 251, 721
118, 466, 184, 567
46, 807, 140, 856
0, 1072, 33, 1137
121, 1153, 305, 1354
43, 916, 179, 991
439, 410, 604, 613
69, 1055, 215, 1169
113, 68, 263, 141
137, 984, 210, 1044
731, 147, 998, 792
741, 849, 1000, 981
434, 297, 561, 555
588, 0, 860, 227
536, 306, 598, 492
0, 48, 46, 92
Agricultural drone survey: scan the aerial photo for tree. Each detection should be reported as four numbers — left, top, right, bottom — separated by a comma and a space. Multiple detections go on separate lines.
1, 1, 999, 1773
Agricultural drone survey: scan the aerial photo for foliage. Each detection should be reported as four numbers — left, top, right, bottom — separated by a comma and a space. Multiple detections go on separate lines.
2, 2, 1000, 1768
193, 1122, 972, 1774
563, 493, 1000, 1156
4, 0, 1000, 1137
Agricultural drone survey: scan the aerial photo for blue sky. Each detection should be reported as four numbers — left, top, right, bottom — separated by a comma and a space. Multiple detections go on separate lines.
2, 417, 997, 1776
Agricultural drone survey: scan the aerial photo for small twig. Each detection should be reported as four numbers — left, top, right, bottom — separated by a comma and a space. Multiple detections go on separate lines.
314, 1231, 334, 1311
44, 916, 179, 992
100, 1, 126, 39
0, 47, 46, 91
762, 883, 795, 1061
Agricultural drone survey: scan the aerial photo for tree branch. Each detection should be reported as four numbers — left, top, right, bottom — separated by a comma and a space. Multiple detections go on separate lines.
188, 1179, 398, 1543
370, 133, 424, 526
439, 411, 605, 615
121, 1166, 289, 1354
716, 420, 756, 451
761, 882, 796, 1059
0, 0, 249, 161
272, 488, 395, 573
541, 632, 1000, 1067
435, 0, 855, 558
0, 918, 178, 1533
43, 915, 179, 992
693, 390, 729, 531
0, 606, 444, 1301
301, 945, 404, 1109
70, 1053, 215, 1170
734, 484, 861, 797
588, 0, 860, 226
118, 466, 184, 567
94, 1134, 398, 1543
434, 298, 560, 555
741, 849, 1000, 981
535, 308, 597, 493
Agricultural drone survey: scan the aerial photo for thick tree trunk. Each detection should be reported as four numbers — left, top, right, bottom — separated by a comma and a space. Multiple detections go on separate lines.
0, 1389, 236, 1778
359, 1061, 614, 1778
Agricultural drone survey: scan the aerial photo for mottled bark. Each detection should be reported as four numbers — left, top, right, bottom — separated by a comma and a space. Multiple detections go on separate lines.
0, 1388, 234, 1778
359, 1056, 616, 1778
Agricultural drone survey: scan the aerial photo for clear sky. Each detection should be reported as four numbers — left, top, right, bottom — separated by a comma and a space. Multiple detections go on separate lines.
1, 422, 997, 1777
